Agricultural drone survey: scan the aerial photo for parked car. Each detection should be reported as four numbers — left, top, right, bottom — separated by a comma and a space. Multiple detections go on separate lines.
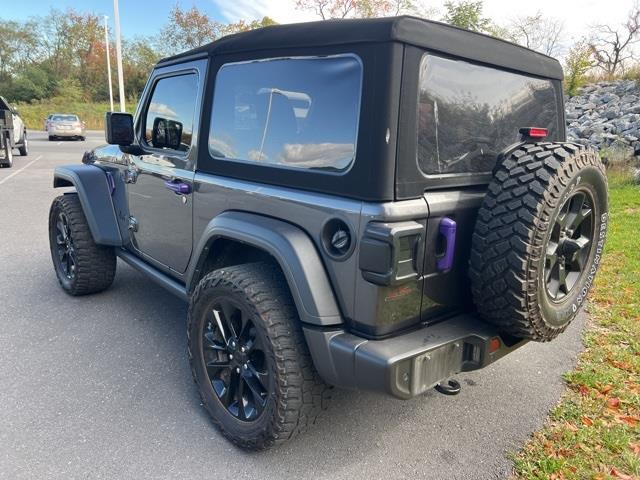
47, 114, 86, 141
47, 17, 608, 450
44, 113, 57, 131
0, 95, 28, 167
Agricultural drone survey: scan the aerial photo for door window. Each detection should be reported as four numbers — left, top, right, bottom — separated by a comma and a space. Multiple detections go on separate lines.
144, 73, 199, 153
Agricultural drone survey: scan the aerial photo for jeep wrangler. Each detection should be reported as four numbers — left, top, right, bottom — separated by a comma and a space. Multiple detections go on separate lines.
48, 17, 608, 450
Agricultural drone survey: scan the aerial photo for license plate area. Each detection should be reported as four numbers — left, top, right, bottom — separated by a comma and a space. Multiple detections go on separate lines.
410, 341, 464, 396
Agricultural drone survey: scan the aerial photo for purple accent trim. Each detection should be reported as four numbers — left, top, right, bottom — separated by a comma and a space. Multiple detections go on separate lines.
164, 180, 191, 195
437, 217, 457, 272
105, 171, 116, 195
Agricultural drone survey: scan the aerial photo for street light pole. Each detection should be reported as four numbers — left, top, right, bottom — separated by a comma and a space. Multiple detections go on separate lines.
113, 0, 126, 112
103, 15, 114, 112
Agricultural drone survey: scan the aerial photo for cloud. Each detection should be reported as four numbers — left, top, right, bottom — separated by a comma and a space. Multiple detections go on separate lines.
248, 149, 268, 161
148, 102, 178, 119
212, 0, 314, 23
209, 137, 237, 158
279, 142, 354, 169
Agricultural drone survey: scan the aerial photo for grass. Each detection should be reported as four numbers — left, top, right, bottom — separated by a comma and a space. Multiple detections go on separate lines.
513, 168, 640, 480
15, 99, 112, 131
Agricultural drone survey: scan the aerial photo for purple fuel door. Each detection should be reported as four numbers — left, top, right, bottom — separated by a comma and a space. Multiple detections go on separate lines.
437, 217, 457, 272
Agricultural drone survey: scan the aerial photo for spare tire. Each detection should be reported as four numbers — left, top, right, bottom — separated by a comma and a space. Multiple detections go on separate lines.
469, 143, 608, 341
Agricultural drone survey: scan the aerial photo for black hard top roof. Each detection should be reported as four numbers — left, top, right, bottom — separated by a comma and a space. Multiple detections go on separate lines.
158, 16, 563, 80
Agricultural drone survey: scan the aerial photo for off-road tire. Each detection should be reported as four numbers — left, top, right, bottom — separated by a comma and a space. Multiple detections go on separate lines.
48, 194, 116, 295
470, 143, 608, 341
187, 263, 331, 450
18, 131, 28, 156
1, 134, 13, 167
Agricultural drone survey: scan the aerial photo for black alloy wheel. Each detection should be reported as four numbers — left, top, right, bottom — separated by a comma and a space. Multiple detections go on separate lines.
54, 212, 77, 280
48, 194, 116, 295
544, 189, 595, 302
188, 263, 331, 449
202, 298, 269, 422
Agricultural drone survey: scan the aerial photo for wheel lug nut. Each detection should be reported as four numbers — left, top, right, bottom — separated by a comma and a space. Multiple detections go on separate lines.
243, 363, 248, 370
240, 347, 245, 353
229, 354, 233, 360
236, 367, 240, 373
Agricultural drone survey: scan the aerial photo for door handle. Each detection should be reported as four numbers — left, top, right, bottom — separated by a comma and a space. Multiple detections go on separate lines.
437, 217, 457, 272
164, 180, 191, 195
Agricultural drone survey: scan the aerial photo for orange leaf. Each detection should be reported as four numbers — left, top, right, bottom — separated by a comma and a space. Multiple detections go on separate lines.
610, 467, 634, 479
578, 384, 591, 395
630, 442, 640, 456
616, 415, 639, 427
607, 397, 621, 410
612, 360, 633, 371
600, 384, 614, 394
582, 416, 594, 426
564, 422, 579, 432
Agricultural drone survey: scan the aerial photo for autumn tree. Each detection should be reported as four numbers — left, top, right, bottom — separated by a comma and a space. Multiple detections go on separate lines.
160, 5, 221, 54
589, 3, 640, 78
507, 13, 564, 56
295, 0, 422, 19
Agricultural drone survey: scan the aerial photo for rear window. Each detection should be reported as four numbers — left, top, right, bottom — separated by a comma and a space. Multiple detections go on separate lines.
52, 115, 79, 122
209, 55, 362, 172
417, 54, 559, 175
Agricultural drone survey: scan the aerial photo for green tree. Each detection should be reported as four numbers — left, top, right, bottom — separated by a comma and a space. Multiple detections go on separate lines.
564, 41, 593, 97
0, 20, 41, 81
441, 1, 491, 32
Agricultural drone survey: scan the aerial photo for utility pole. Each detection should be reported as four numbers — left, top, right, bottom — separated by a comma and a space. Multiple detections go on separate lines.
103, 15, 114, 112
113, 0, 126, 112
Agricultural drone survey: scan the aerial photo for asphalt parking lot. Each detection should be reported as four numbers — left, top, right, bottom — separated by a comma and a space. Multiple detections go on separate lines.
0, 130, 587, 479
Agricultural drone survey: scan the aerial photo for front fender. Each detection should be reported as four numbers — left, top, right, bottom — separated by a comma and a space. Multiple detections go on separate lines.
188, 211, 342, 327
53, 164, 122, 246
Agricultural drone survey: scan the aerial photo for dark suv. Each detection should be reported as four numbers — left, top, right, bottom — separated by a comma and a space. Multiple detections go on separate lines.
48, 17, 608, 450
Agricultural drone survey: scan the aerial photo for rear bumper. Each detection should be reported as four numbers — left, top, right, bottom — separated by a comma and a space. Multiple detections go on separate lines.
303, 314, 526, 399
50, 129, 83, 137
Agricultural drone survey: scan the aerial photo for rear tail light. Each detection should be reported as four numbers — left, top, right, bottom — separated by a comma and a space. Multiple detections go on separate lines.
359, 221, 424, 286
519, 127, 548, 139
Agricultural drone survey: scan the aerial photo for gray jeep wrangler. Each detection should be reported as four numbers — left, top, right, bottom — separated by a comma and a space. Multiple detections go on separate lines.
48, 17, 608, 450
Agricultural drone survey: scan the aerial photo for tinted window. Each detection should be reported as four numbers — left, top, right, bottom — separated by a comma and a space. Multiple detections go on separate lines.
144, 73, 198, 152
417, 55, 559, 175
209, 55, 362, 172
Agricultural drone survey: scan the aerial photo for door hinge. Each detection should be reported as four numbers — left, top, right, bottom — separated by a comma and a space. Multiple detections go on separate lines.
128, 216, 139, 232
124, 167, 138, 184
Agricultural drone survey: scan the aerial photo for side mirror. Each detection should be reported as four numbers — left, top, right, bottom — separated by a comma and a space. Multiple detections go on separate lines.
105, 112, 134, 146
151, 117, 183, 150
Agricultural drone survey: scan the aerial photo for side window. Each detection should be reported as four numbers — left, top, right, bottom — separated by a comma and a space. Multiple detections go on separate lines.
144, 73, 198, 153
208, 55, 362, 172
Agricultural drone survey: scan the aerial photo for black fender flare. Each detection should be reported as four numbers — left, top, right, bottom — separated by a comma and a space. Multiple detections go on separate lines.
187, 211, 343, 327
53, 165, 122, 246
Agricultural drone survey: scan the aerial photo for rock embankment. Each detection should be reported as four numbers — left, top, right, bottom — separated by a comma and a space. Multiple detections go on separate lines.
565, 80, 640, 158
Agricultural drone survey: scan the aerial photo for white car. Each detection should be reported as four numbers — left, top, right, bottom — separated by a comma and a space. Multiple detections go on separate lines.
47, 114, 86, 141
